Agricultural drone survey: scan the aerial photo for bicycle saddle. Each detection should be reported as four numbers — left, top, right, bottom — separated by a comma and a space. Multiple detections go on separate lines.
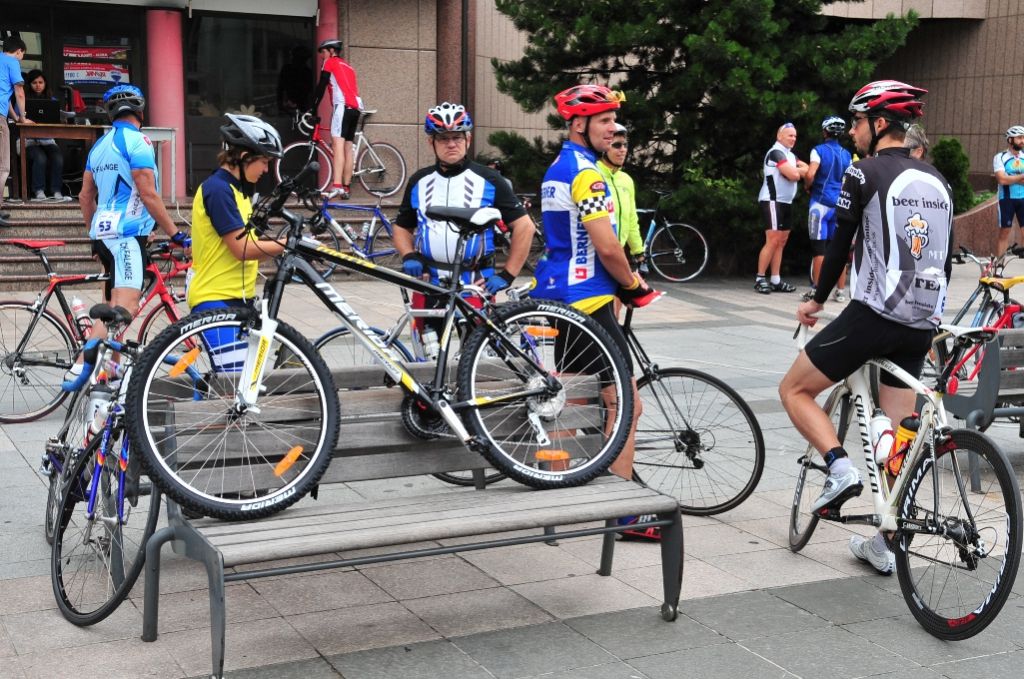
979, 275, 1024, 291
426, 206, 501, 233
0, 238, 66, 251
89, 304, 132, 326
937, 323, 997, 341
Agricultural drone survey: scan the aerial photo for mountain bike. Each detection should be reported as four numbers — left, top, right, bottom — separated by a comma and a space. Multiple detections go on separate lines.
274, 110, 407, 197
126, 165, 633, 521
790, 316, 1021, 640
624, 306, 765, 515
0, 239, 190, 423
49, 304, 161, 626
636, 191, 709, 283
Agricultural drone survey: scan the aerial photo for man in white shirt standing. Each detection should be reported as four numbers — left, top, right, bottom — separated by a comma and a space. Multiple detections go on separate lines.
754, 123, 808, 294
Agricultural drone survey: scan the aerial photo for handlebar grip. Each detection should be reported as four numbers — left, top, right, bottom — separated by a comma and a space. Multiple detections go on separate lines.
271, 161, 320, 214
61, 363, 94, 392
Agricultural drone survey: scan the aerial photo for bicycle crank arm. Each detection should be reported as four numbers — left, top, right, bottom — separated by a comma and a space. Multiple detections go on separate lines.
814, 509, 882, 527
434, 399, 472, 442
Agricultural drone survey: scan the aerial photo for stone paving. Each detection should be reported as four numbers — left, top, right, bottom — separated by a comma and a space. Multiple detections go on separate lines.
2, 267, 1024, 678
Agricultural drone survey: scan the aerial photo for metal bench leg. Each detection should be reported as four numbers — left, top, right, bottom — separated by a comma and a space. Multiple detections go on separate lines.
598, 519, 616, 575
204, 552, 228, 679
141, 526, 176, 642
658, 509, 683, 621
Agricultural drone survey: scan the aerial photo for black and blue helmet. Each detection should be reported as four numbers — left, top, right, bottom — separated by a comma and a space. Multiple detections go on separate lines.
103, 84, 145, 121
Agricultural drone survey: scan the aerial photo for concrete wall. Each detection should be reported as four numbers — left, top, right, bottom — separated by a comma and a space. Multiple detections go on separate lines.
824, 0, 987, 19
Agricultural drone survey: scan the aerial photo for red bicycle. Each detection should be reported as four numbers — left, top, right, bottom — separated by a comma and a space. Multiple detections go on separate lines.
0, 238, 190, 423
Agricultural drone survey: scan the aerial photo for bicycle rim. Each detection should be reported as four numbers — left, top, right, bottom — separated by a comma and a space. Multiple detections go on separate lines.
457, 300, 632, 488
45, 387, 90, 544
366, 222, 402, 270
894, 429, 1022, 640
790, 386, 850, 551
51, 433, 160, 625
126, 309, 339, 520
647, 223, 708, 282
634, 368, 764, 515
137, 301, 182, 346
277, 142, 331, 192
0, 301, 75, 422
357, 142, 406, 197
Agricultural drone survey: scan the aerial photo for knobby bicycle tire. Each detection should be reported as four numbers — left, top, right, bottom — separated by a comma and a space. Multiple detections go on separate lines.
790, 386, 851, 551
276, 141, 332, 192
45, 387, 90, 545
51, 430, 161, 625
634, 367, 764, 515
646, 223, 708, 283
0, 300, 76, 423
357, 142, 406, 197
457, 299, 632, 488
126, 308, 339, 520
894, 428, 1022, 640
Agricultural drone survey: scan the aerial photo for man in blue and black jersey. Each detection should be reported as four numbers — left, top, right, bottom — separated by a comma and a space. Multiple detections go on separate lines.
77, 84, 187, 347
802, 115, 853, 302
993, 125, 1024, 256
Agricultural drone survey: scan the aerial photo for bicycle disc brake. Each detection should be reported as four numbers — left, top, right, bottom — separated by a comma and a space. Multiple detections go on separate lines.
401, 393, 451, 440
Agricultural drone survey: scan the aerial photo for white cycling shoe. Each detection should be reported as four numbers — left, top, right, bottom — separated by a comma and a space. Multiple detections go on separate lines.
849, 534, 895, 575
810, 466, 862, 512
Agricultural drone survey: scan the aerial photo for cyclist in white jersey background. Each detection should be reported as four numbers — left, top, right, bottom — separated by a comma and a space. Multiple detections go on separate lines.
779, 80, 954, 575
78, 84, 188, 344
993, 124, 1024, 256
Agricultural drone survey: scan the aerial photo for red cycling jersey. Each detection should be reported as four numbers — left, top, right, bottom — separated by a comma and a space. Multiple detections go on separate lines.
321, 55, 360, 109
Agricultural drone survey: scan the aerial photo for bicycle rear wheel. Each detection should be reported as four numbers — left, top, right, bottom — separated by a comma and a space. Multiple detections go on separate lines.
646, 223, 708, 282
457, 300, 632, 488
790, 386, 851, 551
276, 141, 332, 192
137, 300, 182, 346
45, 387, 90, 544
126, 308, 339, 520
357, 142, 406, 197
366, 222, 402, 270
634, 368, 764, 515
314, 325, 414, 367
51, 431, 160, 625
0, 301, 76, 423
894, 429, 1022, 640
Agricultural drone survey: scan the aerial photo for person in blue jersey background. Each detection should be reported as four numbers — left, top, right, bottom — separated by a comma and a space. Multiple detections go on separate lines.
802, 115, 853, 302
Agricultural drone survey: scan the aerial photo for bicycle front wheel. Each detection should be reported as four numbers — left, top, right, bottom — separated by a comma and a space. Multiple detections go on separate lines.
365, 221, 402, 270
646, 223, 708, 283
45, 387, 90, 544
894, 429, 1022, 640
51, 432, 160, 625
357, 142, 406, 197
790, 386, 851, 551
457, 300, 632, 488
0, 300, 76, 423
276, 141, 332, 192
634, 368, 764, 515
126, 308, 339, 520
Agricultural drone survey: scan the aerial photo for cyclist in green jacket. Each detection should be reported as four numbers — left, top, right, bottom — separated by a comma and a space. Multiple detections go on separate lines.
596, 123, 645, 267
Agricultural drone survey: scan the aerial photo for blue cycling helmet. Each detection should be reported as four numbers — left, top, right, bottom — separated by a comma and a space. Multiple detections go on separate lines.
424, 102, 473, 135
103, 84, 145, 121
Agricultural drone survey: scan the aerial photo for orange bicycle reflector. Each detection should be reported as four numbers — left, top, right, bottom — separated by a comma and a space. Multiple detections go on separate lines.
273, 446, 305, 477
525, 326, 559, 338
536, 449, 570, 471
168, 346, 201, 377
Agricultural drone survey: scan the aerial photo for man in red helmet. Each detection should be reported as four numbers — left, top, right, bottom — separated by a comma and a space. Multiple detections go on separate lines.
535, 84, 659, 486
779, 80, 954, 574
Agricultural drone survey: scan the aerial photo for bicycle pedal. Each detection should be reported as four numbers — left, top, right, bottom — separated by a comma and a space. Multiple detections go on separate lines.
816, 482, 864, 517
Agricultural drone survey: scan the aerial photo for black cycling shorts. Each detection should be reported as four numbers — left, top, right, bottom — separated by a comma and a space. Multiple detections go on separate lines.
804, 300, 933, 387
340, 107, 360, 142
759, 200, 792, 231
554, 301, 632, 378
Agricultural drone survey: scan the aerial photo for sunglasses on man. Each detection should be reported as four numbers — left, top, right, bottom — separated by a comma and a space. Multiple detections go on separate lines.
610, 141, 628, 149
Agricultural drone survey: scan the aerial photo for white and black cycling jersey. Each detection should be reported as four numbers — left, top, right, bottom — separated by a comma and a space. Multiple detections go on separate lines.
817, 147, 953, 329
757, 141, 799, 204
395, 160, 526, 267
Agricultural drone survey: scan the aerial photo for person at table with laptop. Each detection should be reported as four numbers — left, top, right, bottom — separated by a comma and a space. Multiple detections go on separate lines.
21, 69, 70, 202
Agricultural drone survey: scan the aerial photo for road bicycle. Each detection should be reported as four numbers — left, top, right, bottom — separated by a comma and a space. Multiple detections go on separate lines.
49, 304, 161, 626
624, 306, 765, 514
790, 316, 1022, 639
302, 192, 401, 279
636, 191, 709, 283
125, 165, 633, 521
274, 109, 407, 197
0, 239, 190, 424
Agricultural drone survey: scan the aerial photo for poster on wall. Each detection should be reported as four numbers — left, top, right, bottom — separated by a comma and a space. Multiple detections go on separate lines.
64, 61, 130, 85
63, 45, 129, 60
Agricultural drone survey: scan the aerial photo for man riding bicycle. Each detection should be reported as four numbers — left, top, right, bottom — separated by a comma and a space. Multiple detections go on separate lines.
393, 103, 535, 341
779, 80, 954, 574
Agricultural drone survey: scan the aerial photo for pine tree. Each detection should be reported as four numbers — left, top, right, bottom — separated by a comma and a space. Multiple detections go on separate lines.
492, 0, 918, 273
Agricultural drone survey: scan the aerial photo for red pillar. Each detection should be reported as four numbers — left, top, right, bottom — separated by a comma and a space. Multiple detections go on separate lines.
145, 9, 187, 200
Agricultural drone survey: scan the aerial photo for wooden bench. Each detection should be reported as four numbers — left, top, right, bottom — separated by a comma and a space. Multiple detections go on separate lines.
139, 362, 684, 679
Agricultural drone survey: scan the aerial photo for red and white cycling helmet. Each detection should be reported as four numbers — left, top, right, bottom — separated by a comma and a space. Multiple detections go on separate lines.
554, 84, 624, 120
848, 80, 927, 121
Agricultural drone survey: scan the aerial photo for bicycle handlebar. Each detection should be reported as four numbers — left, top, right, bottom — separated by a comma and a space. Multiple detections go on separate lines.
248, 161, 321, 235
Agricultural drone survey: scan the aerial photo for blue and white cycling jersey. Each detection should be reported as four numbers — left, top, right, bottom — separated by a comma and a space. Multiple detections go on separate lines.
993, 150, 1024, 200
86, 120, 159, 239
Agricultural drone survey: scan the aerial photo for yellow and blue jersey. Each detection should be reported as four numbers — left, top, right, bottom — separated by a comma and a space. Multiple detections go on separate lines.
187, 168, 259, 308
534, 141, 618, 313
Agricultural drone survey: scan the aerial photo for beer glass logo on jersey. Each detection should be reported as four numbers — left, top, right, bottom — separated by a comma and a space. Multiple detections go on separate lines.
904, 212, 929, 260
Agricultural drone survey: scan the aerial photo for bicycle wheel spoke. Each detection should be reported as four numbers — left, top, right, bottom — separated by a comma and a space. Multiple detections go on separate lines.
0, 302, 75, 422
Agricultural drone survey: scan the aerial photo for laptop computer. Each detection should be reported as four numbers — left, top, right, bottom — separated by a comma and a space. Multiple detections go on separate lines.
24, 99, 61, 124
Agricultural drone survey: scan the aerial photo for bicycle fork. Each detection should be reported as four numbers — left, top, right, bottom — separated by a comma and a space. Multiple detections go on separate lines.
237, 299, 278, 410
